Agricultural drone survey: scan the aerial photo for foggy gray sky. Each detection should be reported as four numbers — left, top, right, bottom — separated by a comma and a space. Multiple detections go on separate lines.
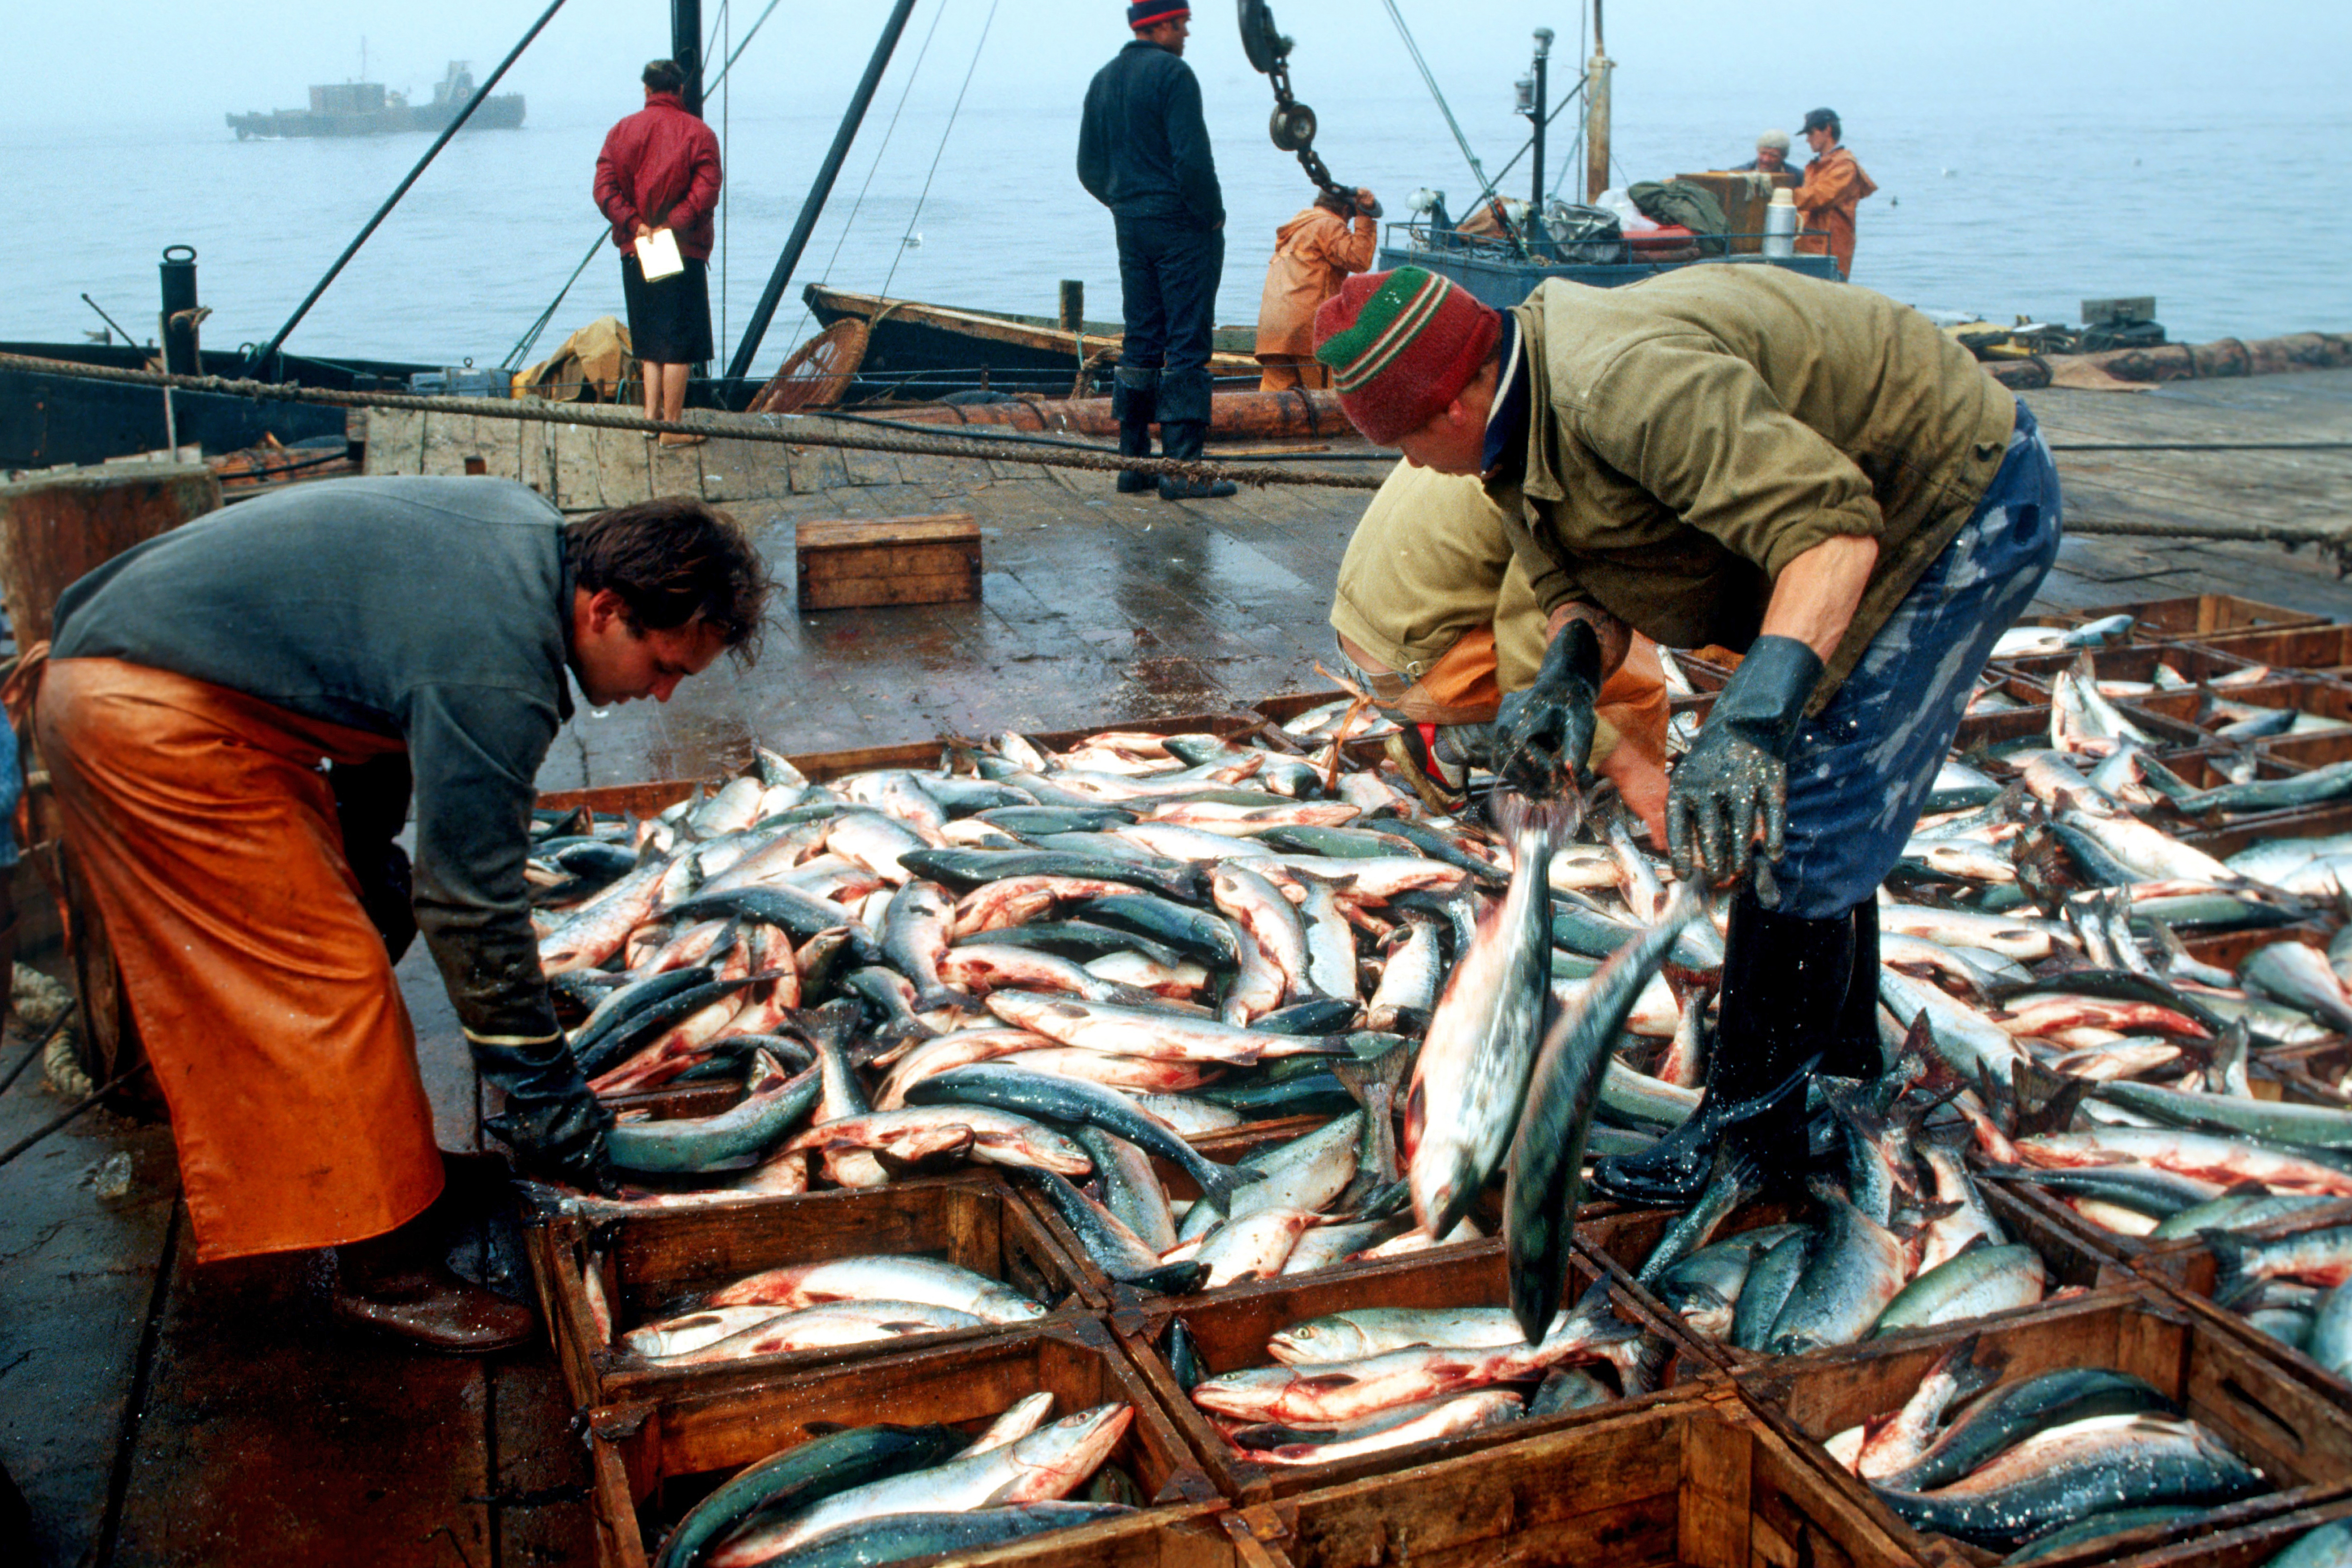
9, 0, 2348, 132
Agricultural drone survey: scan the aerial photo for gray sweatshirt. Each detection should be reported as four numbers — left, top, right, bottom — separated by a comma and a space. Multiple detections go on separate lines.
52, 476, 575, 1047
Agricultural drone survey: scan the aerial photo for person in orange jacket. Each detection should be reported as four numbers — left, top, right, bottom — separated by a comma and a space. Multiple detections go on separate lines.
1254, 187, 1381, 391
1792, 107, 1876, 279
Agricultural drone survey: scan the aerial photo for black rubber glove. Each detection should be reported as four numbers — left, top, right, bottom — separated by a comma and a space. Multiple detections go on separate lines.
476, 1036, 617, 1195
1492, 618, 1603, 797
1666, 634, 1824, 889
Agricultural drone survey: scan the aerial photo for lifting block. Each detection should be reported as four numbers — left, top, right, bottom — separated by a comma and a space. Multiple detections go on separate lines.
794, 513, 981, 612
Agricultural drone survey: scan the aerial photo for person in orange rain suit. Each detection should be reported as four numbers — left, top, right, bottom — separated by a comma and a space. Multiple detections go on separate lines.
1330, 459, 1671, 837
1792, 107, 1877, 279
1254, 187, 1382, 391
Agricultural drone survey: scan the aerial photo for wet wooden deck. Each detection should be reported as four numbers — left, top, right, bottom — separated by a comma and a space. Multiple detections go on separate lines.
2, 366, 2350, 1566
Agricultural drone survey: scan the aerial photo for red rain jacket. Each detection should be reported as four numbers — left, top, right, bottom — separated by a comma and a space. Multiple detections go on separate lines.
593, 92, 723, 261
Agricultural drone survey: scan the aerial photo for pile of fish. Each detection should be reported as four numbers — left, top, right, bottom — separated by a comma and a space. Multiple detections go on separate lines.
1167, 1281, 1668, 1468
527, 721, 1664, 1305
647, 1398, 1138, 1568
1821, 1335, 2267, 1559
599, 1255, 1050, 1369
1630, 1056, 2056, 1354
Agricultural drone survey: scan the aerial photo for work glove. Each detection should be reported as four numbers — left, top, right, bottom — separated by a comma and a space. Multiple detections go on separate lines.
1666, 635, 1824, 891
476, 1035, 617, 1196
1492, 618, 1603, 797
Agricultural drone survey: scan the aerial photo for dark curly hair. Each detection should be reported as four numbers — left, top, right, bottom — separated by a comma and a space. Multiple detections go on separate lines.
563, 497, 770, 666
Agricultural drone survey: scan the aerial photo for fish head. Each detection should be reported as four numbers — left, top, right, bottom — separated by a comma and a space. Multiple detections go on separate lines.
1270, 1321, 1369, 1363
1005, 1403, 1136, 1497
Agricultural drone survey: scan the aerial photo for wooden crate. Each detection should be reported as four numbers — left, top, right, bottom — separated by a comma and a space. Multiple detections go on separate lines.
528, 1174, 1102, 1411
2078, 594, 2332, 645
1114, 1238, 1714, 1503
534, 703, 1284, 817
794, 512, 982, 611
1576, 1181, 2130, 1372
1734, 1286, 2352, 1568
1237, 1384, 1926, 1568
583, 1318, 1223, 1568
1997, 640, 2265, 688
2099, 1492, 2352, 1567
2203, 625, 2352, 677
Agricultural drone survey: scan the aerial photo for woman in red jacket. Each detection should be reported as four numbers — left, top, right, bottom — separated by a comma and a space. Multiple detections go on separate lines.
593, 60, 723, 445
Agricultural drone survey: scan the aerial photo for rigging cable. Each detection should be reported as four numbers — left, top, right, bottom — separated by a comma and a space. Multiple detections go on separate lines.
1378, 0, 1500, 207
877, 0, 1002, 303
772, 0, 956, 362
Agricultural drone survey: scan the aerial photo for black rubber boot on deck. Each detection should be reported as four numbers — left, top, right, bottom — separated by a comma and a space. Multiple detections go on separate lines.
1588, 889, 1856, 1206
1154, 369, 1235, 499
1113, 369, 1159, 493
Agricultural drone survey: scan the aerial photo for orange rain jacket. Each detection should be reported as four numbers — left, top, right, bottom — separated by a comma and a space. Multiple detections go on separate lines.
1793, 145, 1877, 279
1254, 206, 1379, 358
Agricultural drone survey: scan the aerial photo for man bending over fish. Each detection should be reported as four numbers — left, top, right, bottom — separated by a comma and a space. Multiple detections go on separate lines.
1311, 264, 2062, 1203
16, 480, 770, 1352
1328, 457, 1672, 837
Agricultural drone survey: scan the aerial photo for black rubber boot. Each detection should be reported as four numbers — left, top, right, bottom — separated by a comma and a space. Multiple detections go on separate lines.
1588, 889, 1857, 1206
1819, 899, 1886, 1081
1112, 369, 1158, 493
1153, 369, 1235, 500
1156, 419, 1237, 500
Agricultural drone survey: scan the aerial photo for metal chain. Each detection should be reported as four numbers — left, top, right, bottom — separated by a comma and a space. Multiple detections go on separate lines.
1263, 58, 1344, 201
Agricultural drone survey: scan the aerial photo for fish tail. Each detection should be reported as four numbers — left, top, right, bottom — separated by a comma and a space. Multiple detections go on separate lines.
2202, 1231, 2258, 1307
913, 985, 980, 1013
1493, 791, 1576, 848
1187, 1156, 1247, 1212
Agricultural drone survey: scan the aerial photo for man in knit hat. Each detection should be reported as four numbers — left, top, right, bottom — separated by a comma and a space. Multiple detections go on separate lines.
1078, 3, 1235, 500
1313, 263, 2061, 1204
1733, 129, 1794, 175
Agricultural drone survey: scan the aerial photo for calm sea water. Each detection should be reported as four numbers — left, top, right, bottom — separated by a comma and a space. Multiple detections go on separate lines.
11, 70, 2350, 376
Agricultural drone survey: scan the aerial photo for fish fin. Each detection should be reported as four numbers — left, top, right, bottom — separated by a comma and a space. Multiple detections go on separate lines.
914, 986, 981, 1013
2009, 1058, 2090, 1138
1128, 1259, 1211, 1295
1296, 1372, 1363, 1389
1187, 1158, 1246, 1211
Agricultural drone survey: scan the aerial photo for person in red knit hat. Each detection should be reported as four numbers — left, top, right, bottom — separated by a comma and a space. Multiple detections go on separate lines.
1313, 263, 2061, 1210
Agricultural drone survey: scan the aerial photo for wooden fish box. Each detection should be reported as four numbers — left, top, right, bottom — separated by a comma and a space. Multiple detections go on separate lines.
526, 1174, 1103, 1411
1999, 639, 2266, 688
2202, 625, 2352, 677
1733, 1286, 2352, 1568
1575, 1182, 2131, 1373
2078, 594, 2332, 646
794, 512, 981, 611
2097, 1494, 2352, 1567
1237, 1385, 1926, 1568
1113, 1238, 1713, 1503
582, 1318, 1222, 1568
533, 703, 1281, 818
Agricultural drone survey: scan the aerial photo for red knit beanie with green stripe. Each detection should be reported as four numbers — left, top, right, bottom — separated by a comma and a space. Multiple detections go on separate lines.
1313, 266, 1501, 445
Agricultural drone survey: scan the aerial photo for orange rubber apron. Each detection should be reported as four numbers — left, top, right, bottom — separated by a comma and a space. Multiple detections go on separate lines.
30, 656, 443, 1262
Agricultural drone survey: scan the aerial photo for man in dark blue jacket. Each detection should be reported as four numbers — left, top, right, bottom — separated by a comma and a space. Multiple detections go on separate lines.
1078, 3, 1235, 501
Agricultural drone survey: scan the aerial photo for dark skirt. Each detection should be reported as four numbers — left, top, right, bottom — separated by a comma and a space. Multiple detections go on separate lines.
620, 252, 714, 365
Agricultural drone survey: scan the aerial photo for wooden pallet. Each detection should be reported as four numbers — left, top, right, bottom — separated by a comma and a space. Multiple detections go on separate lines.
1112, 1238, 1715, 1504
583, 1317, 1221, 1568
527, 1172, 1102, 1411
1235, 1384, 1925, 1568
1733, 1286, 2352, 1568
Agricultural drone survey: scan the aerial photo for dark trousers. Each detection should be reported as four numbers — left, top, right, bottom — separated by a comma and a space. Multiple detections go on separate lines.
1114, 213, 1223, 416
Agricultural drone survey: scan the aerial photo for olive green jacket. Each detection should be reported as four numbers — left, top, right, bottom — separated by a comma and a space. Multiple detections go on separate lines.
1485, 266, 2017, 709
